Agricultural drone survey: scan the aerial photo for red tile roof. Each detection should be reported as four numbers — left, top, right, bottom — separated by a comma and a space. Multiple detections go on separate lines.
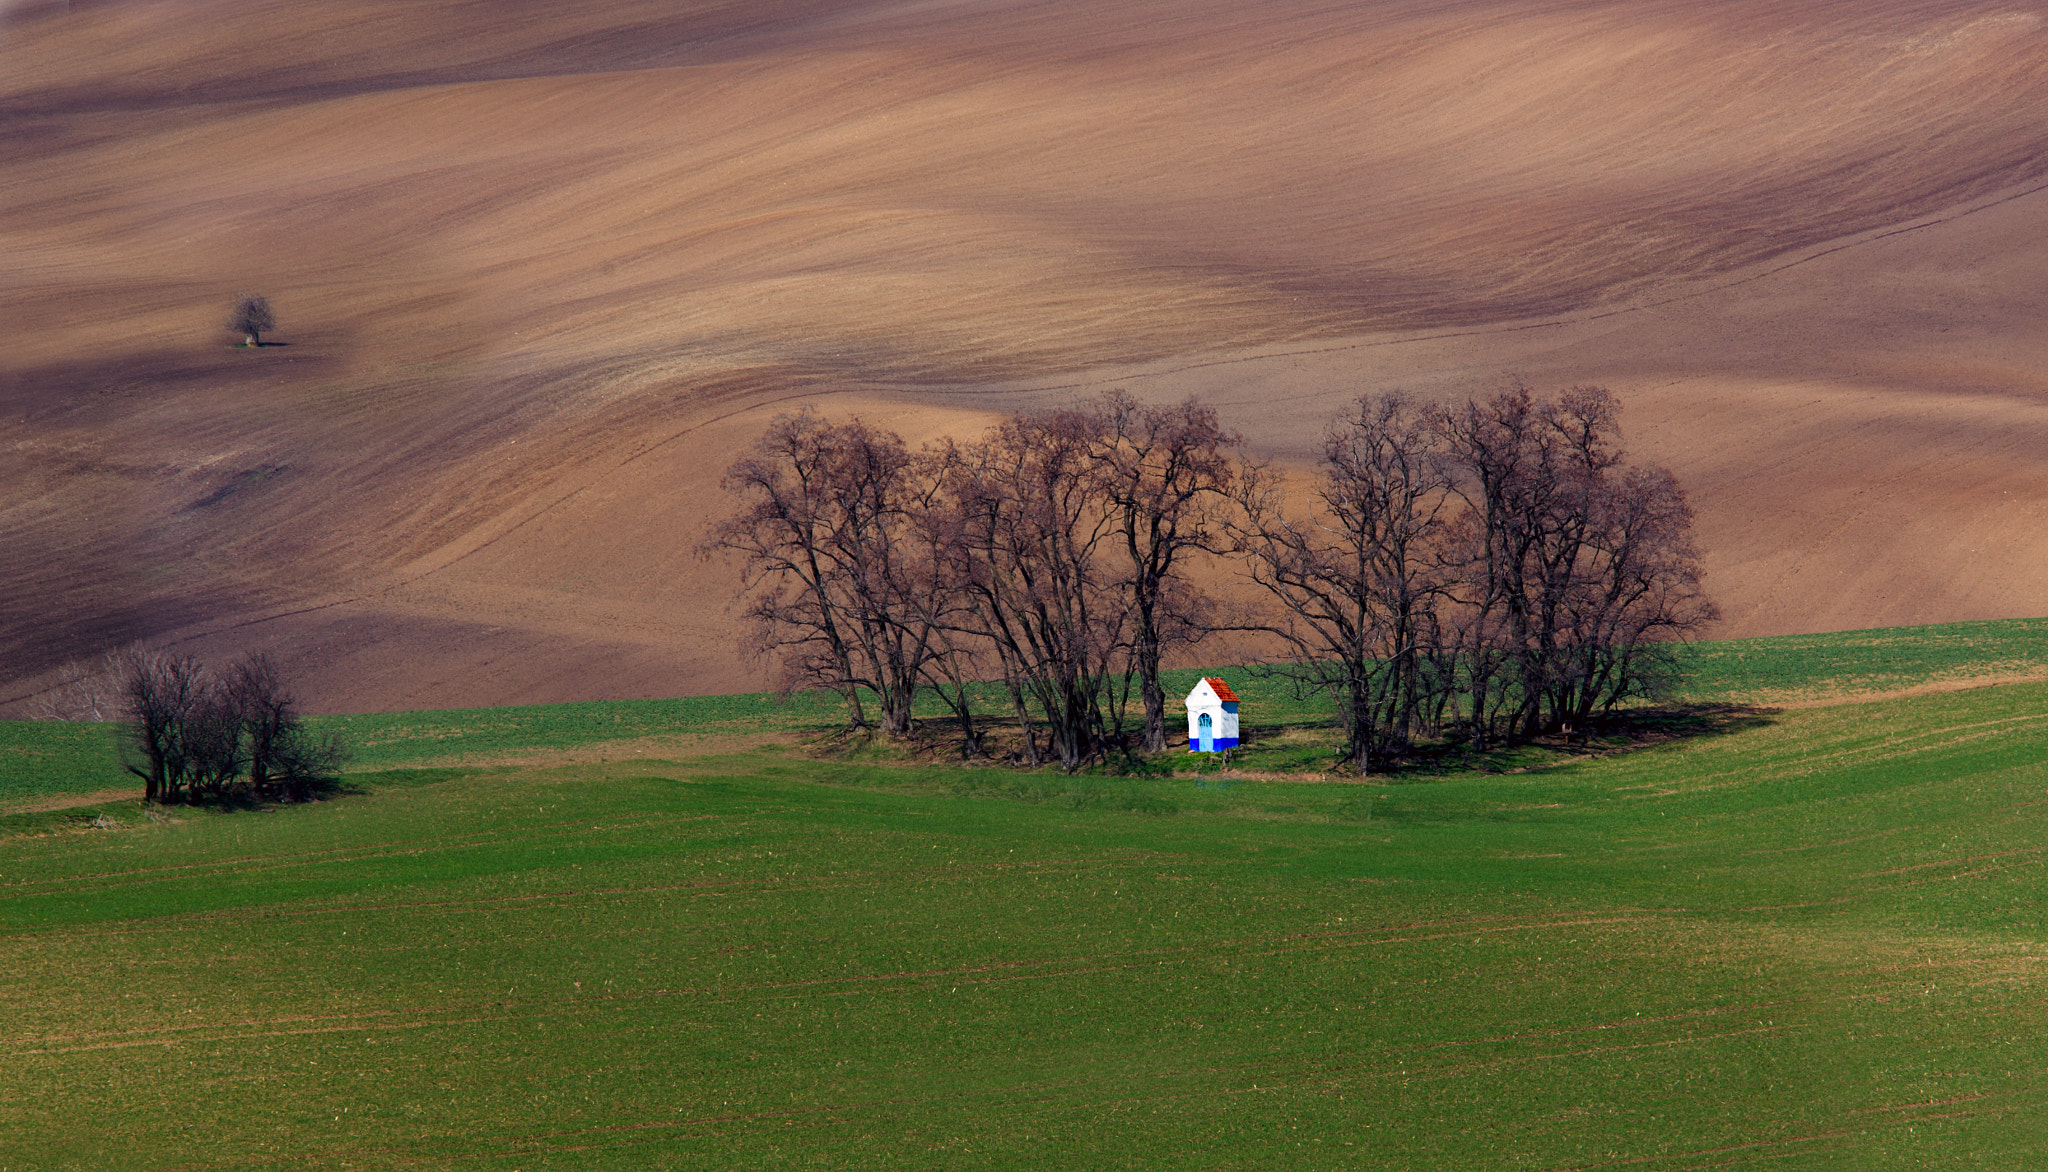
1204, 677, 1239, 703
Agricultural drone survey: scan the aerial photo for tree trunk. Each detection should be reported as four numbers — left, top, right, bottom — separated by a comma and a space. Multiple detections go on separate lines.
881, 689, 914, 737
842, 684, 869, 733
1344, 683, 1376, 775
1140, 671, 1166, 753
1005, 683, 1040, 766
955, 707, 979, 758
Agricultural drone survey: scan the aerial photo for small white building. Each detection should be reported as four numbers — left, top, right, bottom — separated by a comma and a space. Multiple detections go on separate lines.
1184, 677, 1240, 752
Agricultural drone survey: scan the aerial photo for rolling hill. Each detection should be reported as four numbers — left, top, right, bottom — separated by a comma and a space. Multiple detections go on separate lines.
6, 0, 2048, 712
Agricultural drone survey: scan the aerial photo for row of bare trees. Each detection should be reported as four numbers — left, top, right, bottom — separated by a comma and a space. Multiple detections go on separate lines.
706, 385, 1716, 772
1234, 386, 1717, 771
704, 393, 1235, 770
117, 649, 344, 803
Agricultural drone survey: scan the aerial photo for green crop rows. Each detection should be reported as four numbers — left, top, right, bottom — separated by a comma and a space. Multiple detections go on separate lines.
13, 618, 2048, 808
5, 620, 2048, 1167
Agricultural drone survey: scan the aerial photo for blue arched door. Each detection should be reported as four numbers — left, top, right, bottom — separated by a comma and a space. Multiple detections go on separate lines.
1198, 712, 1213, 752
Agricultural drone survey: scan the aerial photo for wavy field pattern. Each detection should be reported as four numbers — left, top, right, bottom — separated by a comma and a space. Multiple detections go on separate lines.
5, 0, 2048, 710
8, 680, 2048, 1165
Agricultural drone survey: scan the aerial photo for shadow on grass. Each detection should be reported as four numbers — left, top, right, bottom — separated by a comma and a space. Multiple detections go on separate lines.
0, 767, 482, 836
1381, 703, 1779, 782
1093, 703, 1779, 783
786, 704, 1780, 797
935, 771, 1180, 814
0, 789, 340, 836
1605, 703, 1778, 743
151, 774, 356, 813
181, 765, 486, 807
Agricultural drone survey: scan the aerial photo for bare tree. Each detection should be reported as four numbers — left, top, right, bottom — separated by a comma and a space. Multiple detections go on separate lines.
1438, 383, 1563, 746
1225, 384, 1714, 770
228, 652, 342, 799
26, 649, 125, 722
119, 648, 345, 804
704, 384, 1713, 773
1549, 464, 1718, 731
708, 400, 1241, 764
230, 653, 345, 800
937, 409, 1129, 770
227, 293, 275, 347
1438, 384, 1716, 745
182, 687, 248, 801
1090, 392, 1242, 751
703, 411, 943, 736
1230, 393, 1456, 772
266, 724, 349, 801
898, 462, 996, 756
119, 648, 210, 804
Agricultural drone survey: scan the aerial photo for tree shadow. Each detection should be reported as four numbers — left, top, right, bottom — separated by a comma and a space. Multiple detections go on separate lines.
149, 773, 355, 813
1384, 703, 1779, 780
792, 704, 1782, 784
1600, 703, 1779, 744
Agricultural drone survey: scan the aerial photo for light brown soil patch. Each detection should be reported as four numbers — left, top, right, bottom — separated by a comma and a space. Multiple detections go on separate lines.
389, 731, 807, 773
1773, 672, 2048, 709
0, 788, 136, 816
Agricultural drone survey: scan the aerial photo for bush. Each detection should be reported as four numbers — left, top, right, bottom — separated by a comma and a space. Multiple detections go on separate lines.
120, 649, 344, 804
226, 293, 275, 346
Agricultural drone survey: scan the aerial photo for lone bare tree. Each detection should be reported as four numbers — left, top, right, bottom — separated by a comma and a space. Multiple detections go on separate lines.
1091, 392, 1242, 752
227, 293, 275, 347
26, 649, 125, 722
703, 411, 943, 736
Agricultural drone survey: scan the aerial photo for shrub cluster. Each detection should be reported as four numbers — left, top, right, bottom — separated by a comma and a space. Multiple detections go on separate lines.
1234, 386, 1718, 770
118, 650, 344, 804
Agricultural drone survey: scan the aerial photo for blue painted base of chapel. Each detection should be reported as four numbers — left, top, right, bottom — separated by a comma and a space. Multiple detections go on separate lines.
1189, 737, 1240, 752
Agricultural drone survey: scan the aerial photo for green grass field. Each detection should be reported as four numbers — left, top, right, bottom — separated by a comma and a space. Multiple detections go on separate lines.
13, 618, 2048, 808
6, 620, 2048, 1167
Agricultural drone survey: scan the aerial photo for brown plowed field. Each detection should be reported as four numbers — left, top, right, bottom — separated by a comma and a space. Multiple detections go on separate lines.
6, 0, 2048, 713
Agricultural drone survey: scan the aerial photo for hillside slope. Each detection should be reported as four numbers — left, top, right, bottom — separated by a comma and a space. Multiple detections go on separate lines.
5, 0, 2048, 711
